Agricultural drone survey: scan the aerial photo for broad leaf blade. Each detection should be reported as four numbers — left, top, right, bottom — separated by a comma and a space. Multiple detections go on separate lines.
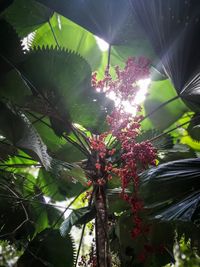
140, 158, 200, 222
18, 48, 113, 134
31, 14, 102, 70
37, 0, 147, 45
132, 0, 200, 108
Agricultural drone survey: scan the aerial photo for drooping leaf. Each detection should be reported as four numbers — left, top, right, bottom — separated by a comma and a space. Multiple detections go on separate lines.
54, 142, 86, 162
60, 206, 96, 237
3, 0, 53, 37
140, 158, 200, 220
154, 191, 200, 224
0, 101, 51, 169
17, 229, 75, 267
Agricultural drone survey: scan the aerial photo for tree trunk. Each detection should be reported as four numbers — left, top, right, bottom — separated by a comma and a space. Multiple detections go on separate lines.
95, 186, 110, 267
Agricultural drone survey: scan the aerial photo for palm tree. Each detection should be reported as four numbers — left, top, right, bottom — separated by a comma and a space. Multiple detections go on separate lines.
0, 0, 200, 266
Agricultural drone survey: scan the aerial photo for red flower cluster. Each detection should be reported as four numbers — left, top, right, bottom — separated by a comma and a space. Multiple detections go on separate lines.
91, 56, 157, 262
91, 57, 150, 101
89, 134, 115, 185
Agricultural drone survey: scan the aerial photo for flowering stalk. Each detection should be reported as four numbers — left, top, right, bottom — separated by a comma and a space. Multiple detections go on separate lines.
87, 56, 157, 266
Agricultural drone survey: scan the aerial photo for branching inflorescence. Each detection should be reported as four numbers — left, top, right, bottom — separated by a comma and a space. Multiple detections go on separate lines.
88, 57, 157, 264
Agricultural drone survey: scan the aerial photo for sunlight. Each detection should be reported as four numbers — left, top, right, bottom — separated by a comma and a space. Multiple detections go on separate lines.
135, 78, 151, 104
22, 32, 35, 51
95, 36, 109, 51
107, 78, 151, 115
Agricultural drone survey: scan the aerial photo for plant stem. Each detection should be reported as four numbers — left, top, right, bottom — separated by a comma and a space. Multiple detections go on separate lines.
95, 185, 110, 267
107, 45, 112, 70
75, 223, 87, 267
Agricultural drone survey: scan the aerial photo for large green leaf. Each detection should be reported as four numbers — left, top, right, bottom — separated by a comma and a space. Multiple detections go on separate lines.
36, 0, 148, 46
3, 0, 53, 37
18, 48, 113, 134
143, 80, 188, 130
131, 0, 200, 108
60, 206, 95, 237
17, 229, 75, 267
31, 14, 102, 70
153, 191, 200, 223
140, 158, 200, 223
0, 101, 51, 169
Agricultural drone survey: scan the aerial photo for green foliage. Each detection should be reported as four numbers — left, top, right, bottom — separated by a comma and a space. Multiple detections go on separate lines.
0, 101, 51, 169
38, 168, 85, 200
0, 240, 22, 267
1, 1, 200, 267
18, 47, 113, 134
187, 113, 200, 142
140, 158, 200, 224
143, 80, 188, 130
36, 0, 153, 46
166, 237, 200, 267
17, 229, 76, 267
3, 0, 53, 37
60, 206, 95, 237
31, 14, 102, 70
